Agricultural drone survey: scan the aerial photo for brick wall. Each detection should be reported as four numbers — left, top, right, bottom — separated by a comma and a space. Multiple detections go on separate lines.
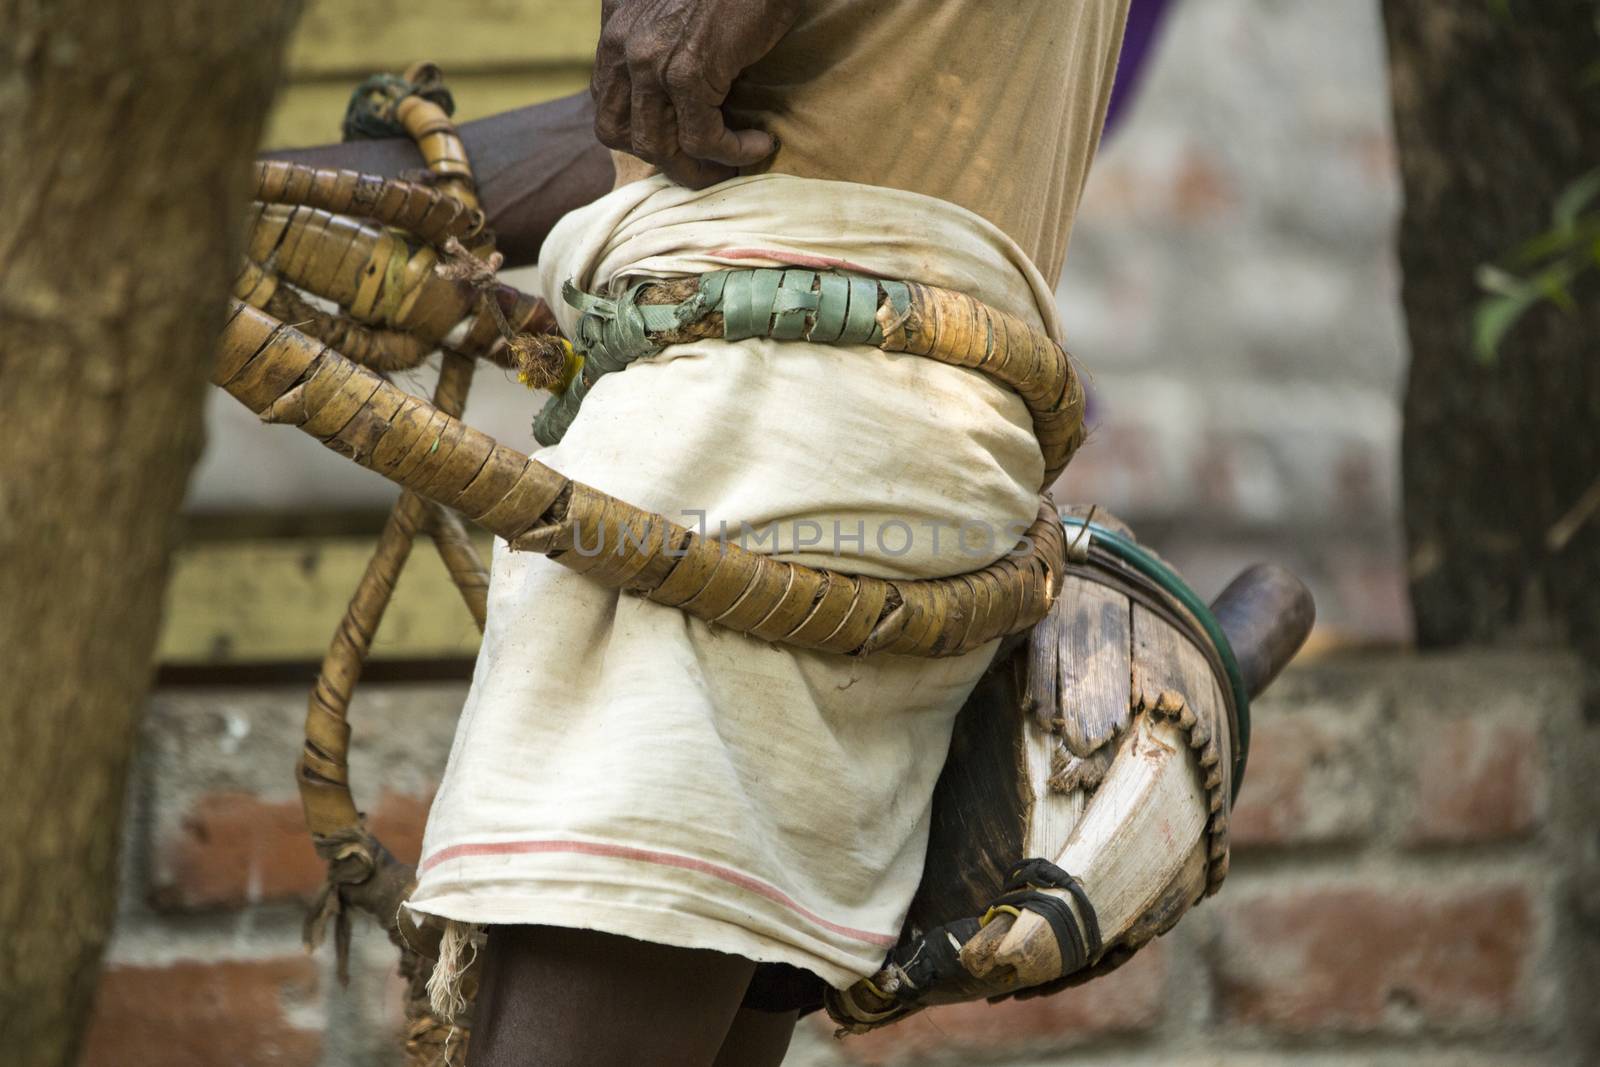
95, 651, 1597, 1066
1055, 0, 1409, 647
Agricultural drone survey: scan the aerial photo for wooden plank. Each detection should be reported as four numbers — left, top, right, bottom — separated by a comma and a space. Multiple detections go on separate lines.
1131, 602, 1233, 802
285, 0, 599, 76
157, 535, 493, 664
1023, 576, 1132, 858
264, 65, 591, 149
1054, 577, 1132, 758
1055, 712, 1207, 947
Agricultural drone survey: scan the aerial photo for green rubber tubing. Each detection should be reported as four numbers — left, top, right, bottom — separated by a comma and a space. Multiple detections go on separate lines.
1059, 518, 1251, 800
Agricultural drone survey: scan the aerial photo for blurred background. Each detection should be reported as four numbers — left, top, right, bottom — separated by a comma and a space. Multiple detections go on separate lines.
86, 1, 1590, 1065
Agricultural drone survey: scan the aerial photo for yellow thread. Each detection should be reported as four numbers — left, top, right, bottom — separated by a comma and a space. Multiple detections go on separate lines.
557, 342, 582, 391
979, 904, 1023, 928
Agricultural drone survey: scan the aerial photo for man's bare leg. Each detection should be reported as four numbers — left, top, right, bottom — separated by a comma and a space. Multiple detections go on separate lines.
466, 925, 757, 1067
712, 1007, 799, 1067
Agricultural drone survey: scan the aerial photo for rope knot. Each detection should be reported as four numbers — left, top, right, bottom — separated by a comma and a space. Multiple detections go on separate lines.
508, 333, 576, 391
435, 237, 503, 290
437, 237, 570, 387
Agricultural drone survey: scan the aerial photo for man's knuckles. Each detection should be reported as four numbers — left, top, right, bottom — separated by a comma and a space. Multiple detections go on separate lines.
592, 109, 631, 150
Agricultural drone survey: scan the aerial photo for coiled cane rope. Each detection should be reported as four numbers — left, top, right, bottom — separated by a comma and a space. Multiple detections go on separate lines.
234, 64, 528, 1066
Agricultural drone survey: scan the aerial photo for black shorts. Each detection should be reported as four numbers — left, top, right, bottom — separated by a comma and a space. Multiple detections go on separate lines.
742, 962, 826, 1015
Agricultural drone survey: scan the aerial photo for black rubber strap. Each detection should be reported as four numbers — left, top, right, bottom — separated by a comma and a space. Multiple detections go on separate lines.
875, 916, 981, 1006
870, 860, 1103, 1012
995, 891, 1088, 971
994, 858, 1103, 966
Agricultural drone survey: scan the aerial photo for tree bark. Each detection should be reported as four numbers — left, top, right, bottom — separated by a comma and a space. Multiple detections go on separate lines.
1382, 1, 1600, 694
0, 2, 301, 1062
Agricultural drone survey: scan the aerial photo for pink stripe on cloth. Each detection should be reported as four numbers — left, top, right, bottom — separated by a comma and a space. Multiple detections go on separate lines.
421, 838, 899, 948
709, 246, 881, 276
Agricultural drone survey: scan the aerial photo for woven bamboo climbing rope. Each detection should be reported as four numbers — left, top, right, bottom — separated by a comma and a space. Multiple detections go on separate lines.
236, 64, 522, 1066
217, 298, 1071, 662
216, 63, 1088, 1064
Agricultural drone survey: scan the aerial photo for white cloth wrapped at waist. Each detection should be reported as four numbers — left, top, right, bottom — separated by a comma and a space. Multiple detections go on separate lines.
408, 174, 1060, 986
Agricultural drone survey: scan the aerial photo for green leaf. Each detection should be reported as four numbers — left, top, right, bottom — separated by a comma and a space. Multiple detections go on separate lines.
1473, 291, 1539, 364
1473, 254, 1588, 362
1513, 217, 1600, 264
1552, 168, 1600, 232
1539, 279, 1577, 313
1475, 263, 1527, 298
1533, 257, 1585, 312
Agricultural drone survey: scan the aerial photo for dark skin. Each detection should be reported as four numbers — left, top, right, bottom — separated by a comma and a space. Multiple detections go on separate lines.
264, 0, 797, 257
264, 91, 613, 268
268, 4, 815, 1059
467, 926, 798, 1067
591, 0, 802, 186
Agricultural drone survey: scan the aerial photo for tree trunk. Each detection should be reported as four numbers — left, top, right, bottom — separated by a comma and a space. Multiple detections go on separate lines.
0, 2, 301, 1062
1382, 2, 1600, 692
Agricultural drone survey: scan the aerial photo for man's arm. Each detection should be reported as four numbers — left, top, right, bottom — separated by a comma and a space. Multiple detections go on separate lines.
262, 91, 614, 268
263, 0, 807, 260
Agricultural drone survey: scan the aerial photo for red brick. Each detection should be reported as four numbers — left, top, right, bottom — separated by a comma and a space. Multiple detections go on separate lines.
1407, 715, 1543, 844
369, 789, 432, 866
822, 940, 1167, 1065
1171, 150, 1236, 219
1215, 884, 1534, 1033
152, 788, 432, 910
1231, 712, 1377, 848
83, 958, 320, 1067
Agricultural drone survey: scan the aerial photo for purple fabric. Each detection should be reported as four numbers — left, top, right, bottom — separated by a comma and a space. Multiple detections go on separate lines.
1104, 0, 1175, 137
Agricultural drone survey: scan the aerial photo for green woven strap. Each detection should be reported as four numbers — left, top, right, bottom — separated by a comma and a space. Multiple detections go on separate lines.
534, 269, 912, 446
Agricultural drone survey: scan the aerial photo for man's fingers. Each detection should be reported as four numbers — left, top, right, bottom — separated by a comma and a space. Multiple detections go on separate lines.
676, 98, 776, 168
594, 19, 778, 188
629, 81, 738, 188
588, 0, 802, 189
591, 62, 633, 152
658, 152, 737, 190
627, 79, 677, 165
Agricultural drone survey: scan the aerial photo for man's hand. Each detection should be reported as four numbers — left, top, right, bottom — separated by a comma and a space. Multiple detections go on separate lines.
592, 0, 802, 188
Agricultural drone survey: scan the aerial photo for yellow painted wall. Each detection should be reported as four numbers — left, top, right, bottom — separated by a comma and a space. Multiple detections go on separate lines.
159, 536, 492, 664
167, 3, 600, 665
264, 0, 599, 148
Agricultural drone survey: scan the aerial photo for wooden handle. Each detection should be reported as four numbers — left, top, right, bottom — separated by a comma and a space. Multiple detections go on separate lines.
1209, 564, 1315, 699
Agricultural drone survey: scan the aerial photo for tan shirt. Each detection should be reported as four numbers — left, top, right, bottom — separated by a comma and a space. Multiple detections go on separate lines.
726, 0, 1129, 285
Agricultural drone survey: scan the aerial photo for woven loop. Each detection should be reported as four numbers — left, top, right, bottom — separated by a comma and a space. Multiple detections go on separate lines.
562, 280, 665, 375
341, 70, 455, 143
